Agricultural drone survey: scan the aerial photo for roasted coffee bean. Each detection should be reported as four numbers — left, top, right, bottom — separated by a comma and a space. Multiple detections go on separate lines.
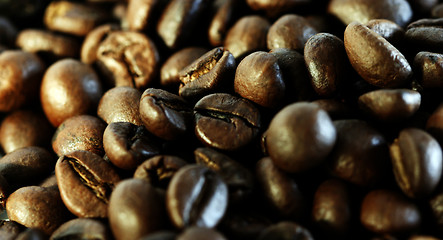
246, 0, 310, 18
0, 220, 22, 240
431, 3, 443, 17
257, 221, 314, 240
6, 186, 72, 236
234, 51, 285, 108
366, 19, 405, 45
126, 0, 159, 31
0, 50, 45, 112
179, 47, 236, 100
224, 15, 270, 59
55, 150, 121, 218
256, 157, 305, 219
103, 122, 161, 170
311, 99, 355, 120
97, 86, 143, 126
195, 147, 254, 204
50, 218, 111, 240
344, 22, 412, 88
166, 164, 228, 229
406, 18, 443, 53
219, 210, 272, 240
16, 228, 47, 240
41, 59, 103, 127
52, 115, 106, 157
177, 227, 227, 240
81, 24, 120, 64
140, 88, 192, 140
265, 102, 336, 173
358, 89, 421, 122
426, 104, 443, 145
194, 93, 261, 151
414, 51, 443, 88
139, 231, 177, 240
39, 174, 58, 189
390, 128, 442, 198
0, 16, 17, 47
304, 33, 347, 97
0, 174, 9, 210
96, 31, 160, 89
267, 14, 317, 52
208, 0, 243, 47
134, 155, 188, 189
430, 189, 443, 231
360, 189, 421, 235
109, 178, 167, 240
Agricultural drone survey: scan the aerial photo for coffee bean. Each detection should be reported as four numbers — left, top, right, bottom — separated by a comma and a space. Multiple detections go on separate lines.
311, 99, 355, 120
50, 218, 111, 240
426, 104, 443, 145
16, 228, 47, 240
55, 150, 121, 218
194, 93, 261, 151
414, 51, 443, 89
219, 210, 272, 240
365, 19, 405, 45
0, 220, 22, 240
0, 17, 17, 47
139, 231, 177, 240
246, 0, 310, 18
257, 221, 314, 240
406, 18, 443, 53
431, 3, 443, 17
430, 189, 443, 232
208, 0, 243, 47
81, 24, 120, 64
0, 174, 9, 211
127, 0, 159, 32
177, 227, 227, 240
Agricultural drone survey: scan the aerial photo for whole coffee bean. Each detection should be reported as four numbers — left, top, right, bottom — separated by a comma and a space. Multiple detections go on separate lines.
81, 24, 120, 64
40, 59, 103, 127
208, 0, 242, 47
195, 147, 254, 204
6, 186, 72, 236
177, 227, 227, 240
140, 88, 192, 140
103, 122, 161, 170
414, 51, 443, 89
109, 178, 167, 240
427, 104, 443, 145
405, 18, 443, 53
224, 15, 270, 59
344, 22, 412, 88
365, 19, 405, 45
166, 164, 228, 229
0, 50, 45, 112
194, 93, 261, 151
267, 14, 317, 52
97, 86, 143, 126
219, 210, 272, 240
134, 155, 188, 189
234, 51, 285, 108
257, 221, 314, 240
304, 33, 347, 97
50, 218, 111, 240
256, 157, 305, 219
265, 102, 336, 173
360, 189, 421, 235
358, 89, 421, 122
55, 150, 121, 218
16, 228, 46, 240
311, 99, 355, 120
246, 0, 310, 18
390, 128, 442, 198
52, 115, 106, 157
0, 17, 17, 47
328, 0, 413, 27
179, 47, 236, 100
96, 31, 160, 89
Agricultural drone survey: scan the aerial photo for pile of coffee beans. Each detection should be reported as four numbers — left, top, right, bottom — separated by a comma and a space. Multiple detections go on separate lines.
0, 0, 443, 239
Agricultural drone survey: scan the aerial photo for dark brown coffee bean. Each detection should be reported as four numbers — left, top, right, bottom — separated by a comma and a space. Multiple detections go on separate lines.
134, 155, 188, 189
139, 231, 177, 240
406, 18, 443, 53
431, 3, 443, 17
16, 228, 47, 240
360, 189, 421, 235
50, 218, 111, 240
390, 128, 442, 198
265, 102, 336, 173
414, 51, 443, 89
427, 104, 443, 145
97, 86, 143, 126
44, 1, 109, 37
194, 93, 261, 151
103, 122, 161, 170
328, 0, 413, 27
0, 50, 44, 112
430, 189, 443, 232
140, 88, 192, 140
358, 89, 421, 122
195, 147, 254, 204
208, 0, 242, 47
166, 164, 228, 229
344, 22, 412, 88
41, 59, 103, 127
177, 227, 227, 240
304, 33, 347, 97
267, 14, 317, 52
52, 115, 106, 157
0, 17, 17, 47
6, 186, 72, 236
257, 221, 314, 240
246, 0, 310, 18
109, 178, 167, 240
219, 210, 272, 240
55, 150, 121, 218
96, 31, 160, 89
311, 99, 355, 120
366, 19, 405, 45
234, 51, 285, 108
179, 47, 236, 100
39, 174, 58, 189
256, 157, 305, 219
81, 24, 120, 64
224, 15, 270, 59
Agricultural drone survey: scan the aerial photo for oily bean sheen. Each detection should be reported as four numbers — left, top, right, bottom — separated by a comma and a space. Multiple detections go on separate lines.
344, 22, 412, 88
406, 18, 443, 53
194, 93, 261, 151
176, 227, 227, 240
166, 164, 228, 229
265, 102, 336, 173
414, 51, 443, 88
50, 218, 112, 240
55, 150, 121, 218
257, 221, 314, 240
365, 19, 405, 45
390, 128, 443, 198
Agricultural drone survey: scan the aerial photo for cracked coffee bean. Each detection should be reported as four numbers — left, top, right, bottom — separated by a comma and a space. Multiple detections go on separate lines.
81, 24, 120, 65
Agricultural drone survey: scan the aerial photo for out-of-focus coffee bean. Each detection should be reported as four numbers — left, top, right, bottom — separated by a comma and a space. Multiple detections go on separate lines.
81, 24, 119, 64
194, 93, 261, 151
0, 220, 22, 240
126, 0, 159, 32
224, 15, 270, 59
360, 189, 421, 235
246, 0, 311, 18
427, 104, 443, 145
267, 14, 317, 52
109, 178, 167, 240
405, 18, 443, 53
208, 0, 242, 47
0, 17, 17, 47
344, 22, 412, 88
139, 231, 177, 240
390, 128, 442, 198
431, 3, 443, 17
430, 188, 443, 232
414, 51, 443, 88
409, 0, 438, 16
265, 102, 336, 173
234, 51, 285, 108
166, 164, 228, 229
50, 218, 111, 240
15, 228, 47, 240
177, 226, 227, 240
366, 19, 405, 45
311, 99, 355, 120
257, 221, 314, 240
55, 150, 120, 218
219, 210, 272, 240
